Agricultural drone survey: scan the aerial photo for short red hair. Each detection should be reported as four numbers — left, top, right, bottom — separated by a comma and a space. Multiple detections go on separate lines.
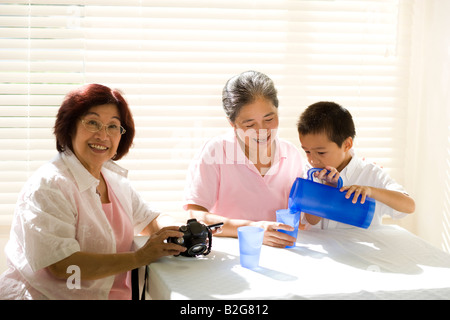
54, 84, 135, 160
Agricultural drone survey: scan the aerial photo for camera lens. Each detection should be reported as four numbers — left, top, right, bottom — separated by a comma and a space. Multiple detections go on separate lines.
172, 219, 212, 257
188, 244, 207, 256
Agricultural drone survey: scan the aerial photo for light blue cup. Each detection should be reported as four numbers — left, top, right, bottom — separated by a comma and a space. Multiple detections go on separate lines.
237, 226, 264, 269
288, 168, 376, 229
276, 209, 301, 248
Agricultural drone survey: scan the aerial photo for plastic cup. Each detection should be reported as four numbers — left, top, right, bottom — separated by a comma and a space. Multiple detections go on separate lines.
237, 226, 264, 269
276, 209, 301, 248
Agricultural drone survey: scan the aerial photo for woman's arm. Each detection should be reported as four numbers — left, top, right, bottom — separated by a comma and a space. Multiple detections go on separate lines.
47, 226, 186, 280
186, 204, 297, 248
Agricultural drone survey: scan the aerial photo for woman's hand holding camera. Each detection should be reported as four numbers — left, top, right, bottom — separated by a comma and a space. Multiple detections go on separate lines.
136, 226, 186, 265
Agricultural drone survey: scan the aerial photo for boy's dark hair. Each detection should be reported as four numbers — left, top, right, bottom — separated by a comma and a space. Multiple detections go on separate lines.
297, 101, 356, 147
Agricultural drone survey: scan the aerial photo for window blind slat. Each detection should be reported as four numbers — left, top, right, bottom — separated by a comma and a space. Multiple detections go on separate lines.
0, 0, 412, 225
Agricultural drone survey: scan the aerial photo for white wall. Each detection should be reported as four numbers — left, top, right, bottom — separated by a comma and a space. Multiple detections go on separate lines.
0, 227, 9, 274
405, 0, 450, 252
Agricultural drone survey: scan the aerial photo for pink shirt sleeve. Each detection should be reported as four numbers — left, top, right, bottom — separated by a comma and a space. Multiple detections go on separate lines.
183, 136, 222, 211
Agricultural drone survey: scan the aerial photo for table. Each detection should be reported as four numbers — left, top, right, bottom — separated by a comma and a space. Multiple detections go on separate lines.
143, 225, 450, 300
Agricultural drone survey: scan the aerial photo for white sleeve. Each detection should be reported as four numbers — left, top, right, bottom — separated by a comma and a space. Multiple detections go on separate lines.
374, 167, 409, 219
130, 184, 161, 234
15, 185, 81, 272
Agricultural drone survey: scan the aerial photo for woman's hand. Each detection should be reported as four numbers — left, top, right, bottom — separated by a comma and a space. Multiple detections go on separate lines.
250, 221, 298, 248
136, 226, 187, 265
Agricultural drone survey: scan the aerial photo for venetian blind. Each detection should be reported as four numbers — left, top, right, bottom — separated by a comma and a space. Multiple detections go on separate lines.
0, 0, 412, 225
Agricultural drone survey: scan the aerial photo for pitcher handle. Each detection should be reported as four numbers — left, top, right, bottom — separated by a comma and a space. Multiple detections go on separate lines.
307, 168, 343, 189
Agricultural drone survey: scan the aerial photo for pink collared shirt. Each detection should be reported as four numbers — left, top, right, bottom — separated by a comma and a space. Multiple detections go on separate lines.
184, 131, 304, 222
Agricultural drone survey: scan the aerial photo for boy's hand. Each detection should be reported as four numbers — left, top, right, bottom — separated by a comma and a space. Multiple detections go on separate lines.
314, 166, 340, 187
340, 185, 372, 204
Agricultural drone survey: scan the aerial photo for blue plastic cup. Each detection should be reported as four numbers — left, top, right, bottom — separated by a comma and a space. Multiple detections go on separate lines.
276, 209, 300, 248
288, 168, 376, 229
237, 226, 264, 269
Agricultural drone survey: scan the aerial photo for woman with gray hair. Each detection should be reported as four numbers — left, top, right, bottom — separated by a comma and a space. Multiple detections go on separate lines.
184, 71, 305, 248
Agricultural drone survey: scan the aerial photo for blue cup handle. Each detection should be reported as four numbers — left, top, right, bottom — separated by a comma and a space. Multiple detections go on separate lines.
307, 168, 343, 189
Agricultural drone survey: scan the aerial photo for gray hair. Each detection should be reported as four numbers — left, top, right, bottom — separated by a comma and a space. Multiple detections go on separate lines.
222, 70, 279, 123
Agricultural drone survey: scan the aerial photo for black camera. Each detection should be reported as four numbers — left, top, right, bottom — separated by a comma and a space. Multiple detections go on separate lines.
168, 219, 223, 257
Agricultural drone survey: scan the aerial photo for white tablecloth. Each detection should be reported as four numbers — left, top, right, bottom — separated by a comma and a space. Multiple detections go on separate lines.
144, 225, 450, 300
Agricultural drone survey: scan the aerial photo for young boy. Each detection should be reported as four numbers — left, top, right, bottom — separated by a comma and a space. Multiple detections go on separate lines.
297, 101, 415, 229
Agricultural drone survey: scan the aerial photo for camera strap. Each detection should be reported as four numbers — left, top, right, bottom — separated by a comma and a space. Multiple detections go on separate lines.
205, 230, 212, 255
131, 267, 148, 300
131, 268, 139, 300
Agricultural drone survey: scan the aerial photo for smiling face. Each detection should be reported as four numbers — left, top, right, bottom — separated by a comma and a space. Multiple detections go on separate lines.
231, 97, 279, 150
299, 131, 353, 172
72, 103, 122, 177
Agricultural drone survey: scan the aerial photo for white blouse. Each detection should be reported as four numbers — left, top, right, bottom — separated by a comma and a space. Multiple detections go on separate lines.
0, 150, 159, 300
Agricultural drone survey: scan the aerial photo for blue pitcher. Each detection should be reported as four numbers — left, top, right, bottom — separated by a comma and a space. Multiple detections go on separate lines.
288, 168, 376, 229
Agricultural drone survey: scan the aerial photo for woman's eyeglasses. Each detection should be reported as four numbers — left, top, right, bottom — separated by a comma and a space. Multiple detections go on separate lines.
81, 119, 126, 136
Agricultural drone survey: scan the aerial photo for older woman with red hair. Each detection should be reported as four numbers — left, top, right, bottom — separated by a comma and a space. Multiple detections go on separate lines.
0, 84, 185, 300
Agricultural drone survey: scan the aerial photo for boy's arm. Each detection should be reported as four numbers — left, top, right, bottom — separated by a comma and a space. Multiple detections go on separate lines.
304, 213, 322, 225
304, 186, 415, 226
340, 185, 415, 214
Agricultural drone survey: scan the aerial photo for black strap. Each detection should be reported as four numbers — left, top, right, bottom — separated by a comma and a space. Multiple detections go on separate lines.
131, 267, 148, 300
141, 267, 147, 300
131, 268, 139, 300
